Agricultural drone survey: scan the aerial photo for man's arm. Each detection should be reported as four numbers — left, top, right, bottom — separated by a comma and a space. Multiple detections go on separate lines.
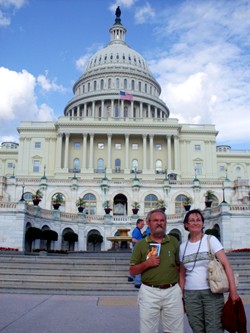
130, 255, 160, 276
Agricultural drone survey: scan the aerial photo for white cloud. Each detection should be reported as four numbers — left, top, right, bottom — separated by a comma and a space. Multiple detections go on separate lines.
134, 2, 155, 24
75, 43, 103, 72
146, 0, 250, 147
0, 0, 27, 27
0, 67, 57, 143
109, 0, 137, 13
37, 71, 67, 93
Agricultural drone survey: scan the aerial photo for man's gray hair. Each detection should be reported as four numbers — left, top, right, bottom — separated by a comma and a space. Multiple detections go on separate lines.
146, 209, 166, 222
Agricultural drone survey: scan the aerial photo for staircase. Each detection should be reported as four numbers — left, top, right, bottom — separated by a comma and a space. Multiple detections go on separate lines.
227, 252, 250, 295
0, 251, 249, 296
0, 251, 137, 296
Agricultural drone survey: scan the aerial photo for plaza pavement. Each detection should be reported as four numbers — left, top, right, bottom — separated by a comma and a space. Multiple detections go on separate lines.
0, 293, 249, 333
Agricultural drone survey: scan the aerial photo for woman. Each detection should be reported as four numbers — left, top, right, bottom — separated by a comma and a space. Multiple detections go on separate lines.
179, 209, 239, 333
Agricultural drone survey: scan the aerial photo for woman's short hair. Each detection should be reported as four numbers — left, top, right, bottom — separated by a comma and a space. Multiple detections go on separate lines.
183, 209, 204, 231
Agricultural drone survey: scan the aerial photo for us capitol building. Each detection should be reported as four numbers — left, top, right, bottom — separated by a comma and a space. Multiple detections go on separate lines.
0, 9, 249, 252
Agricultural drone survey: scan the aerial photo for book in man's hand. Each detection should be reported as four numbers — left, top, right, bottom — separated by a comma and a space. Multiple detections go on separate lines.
146, 243, 161, 259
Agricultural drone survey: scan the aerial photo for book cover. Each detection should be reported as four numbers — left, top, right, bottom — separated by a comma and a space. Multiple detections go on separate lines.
146, 243, 161, 259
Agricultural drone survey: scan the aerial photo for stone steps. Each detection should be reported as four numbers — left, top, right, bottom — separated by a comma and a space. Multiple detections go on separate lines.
0, 252, 137, 296
0, 251, 249, 296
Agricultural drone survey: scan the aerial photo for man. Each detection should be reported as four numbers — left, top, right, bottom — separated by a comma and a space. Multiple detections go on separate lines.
129, 209, 184, 333
128, 218, 144, 288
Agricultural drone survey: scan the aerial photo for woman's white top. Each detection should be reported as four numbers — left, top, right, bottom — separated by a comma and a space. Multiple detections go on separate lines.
179, 234, 223, 290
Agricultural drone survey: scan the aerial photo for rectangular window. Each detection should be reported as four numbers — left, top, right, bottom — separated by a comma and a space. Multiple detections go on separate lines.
115, 143, 121, 150
35, 142, 41, 149
98, 143, 104, 149
132, 144, 138, 150
195, 163, 202, 176
7, 162, 14, 168
220, 165, 225, 172
33, 160, 40, 173
74, 143, 80, 149
195, 144, 201, 151
156, 144, 162, 150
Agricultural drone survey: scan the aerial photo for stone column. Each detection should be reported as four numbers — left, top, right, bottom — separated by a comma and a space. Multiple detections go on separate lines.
167, 135, 172, 171
92, 101, 95, 117
64, 133, 70, 170
125, 134, 130, 173
82, 134, 87, 170
140, 102, 143, 118
130, 101, 134, 118
89, 133, 94, 170
107, 134, 112, 171
149, 135, 154, 170
111, 99, 114, 117
143, 134, 147, 171
174, 135, 180, 172
56, 133, 63, 169
84, 103, 87, 117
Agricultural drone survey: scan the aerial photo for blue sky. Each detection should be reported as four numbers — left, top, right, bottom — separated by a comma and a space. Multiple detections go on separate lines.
0, 0, 250, 150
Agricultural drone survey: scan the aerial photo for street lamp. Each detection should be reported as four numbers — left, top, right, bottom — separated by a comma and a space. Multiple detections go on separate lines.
222, 183, 227, 204
20, 183, 25, 201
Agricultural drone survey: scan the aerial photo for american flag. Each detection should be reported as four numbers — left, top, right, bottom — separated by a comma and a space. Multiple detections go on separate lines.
119, 91, 133, 101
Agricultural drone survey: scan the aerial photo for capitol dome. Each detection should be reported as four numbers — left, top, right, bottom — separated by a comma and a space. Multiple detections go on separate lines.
64, 8, 169, 119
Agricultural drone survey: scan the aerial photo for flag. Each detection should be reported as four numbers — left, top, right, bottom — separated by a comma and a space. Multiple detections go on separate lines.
119, 91, 133, 101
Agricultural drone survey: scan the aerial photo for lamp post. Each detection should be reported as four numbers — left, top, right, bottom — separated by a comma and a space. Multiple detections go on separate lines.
11, 164, 15, 178
20, 183, 25, 201
222, 183, 227, 203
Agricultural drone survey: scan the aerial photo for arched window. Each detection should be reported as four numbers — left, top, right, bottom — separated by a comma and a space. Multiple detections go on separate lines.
132, 80, 135, 90
94, 81, 97, 91
115, 159, 121, 173
83, 193, 96, 215
116, 78, 119, 89
124, 79, 127, 89
73, 158, 80, 172
175, 194, 187, 214
108, 78, 111, 89
51, 193, 65, 212
139, 81, 141, 92
97, 158, 104, 173
100, 79, 104, 90
23, 192, 33, 205
156, 160, 162, 173
211, 194, 219, 207
144, 194, 158, 213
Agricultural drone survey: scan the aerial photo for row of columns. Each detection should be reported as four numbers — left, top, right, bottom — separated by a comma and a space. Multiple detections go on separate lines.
67, 99, 167, 119
56, 133, 180, 173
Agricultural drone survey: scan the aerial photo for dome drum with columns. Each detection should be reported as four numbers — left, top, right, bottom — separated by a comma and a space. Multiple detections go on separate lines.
64, 11, 169, 120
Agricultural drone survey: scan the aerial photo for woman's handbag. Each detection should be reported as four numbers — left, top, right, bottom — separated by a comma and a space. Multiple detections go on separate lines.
207, 236, 229, 293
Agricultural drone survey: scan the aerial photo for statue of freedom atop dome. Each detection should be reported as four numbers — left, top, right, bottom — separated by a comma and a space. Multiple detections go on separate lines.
115, 6, 121, 18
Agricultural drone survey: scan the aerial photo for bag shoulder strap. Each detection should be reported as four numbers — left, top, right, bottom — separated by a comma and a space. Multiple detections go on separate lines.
207, 235, 214, 259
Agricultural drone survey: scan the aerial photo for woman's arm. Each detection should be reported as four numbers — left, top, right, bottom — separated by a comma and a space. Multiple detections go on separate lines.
179, 263, 186, 293
215, 249, 239, 302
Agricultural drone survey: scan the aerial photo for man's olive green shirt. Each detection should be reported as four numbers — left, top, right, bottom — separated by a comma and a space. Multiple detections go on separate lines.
130, 234, 180, 285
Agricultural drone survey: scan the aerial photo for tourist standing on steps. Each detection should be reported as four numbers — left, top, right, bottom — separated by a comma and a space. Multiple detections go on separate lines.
179, 209, 239, 333
130, 209, 184, 333
128, 218, 145, 288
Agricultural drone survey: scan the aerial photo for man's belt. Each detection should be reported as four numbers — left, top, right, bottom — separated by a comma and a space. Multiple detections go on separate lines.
142, 281, 177, 289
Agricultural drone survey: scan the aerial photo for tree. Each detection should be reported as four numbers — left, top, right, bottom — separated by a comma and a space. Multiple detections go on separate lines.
88, 234, 103, 251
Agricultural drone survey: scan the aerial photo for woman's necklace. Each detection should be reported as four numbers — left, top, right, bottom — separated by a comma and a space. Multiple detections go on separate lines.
182, 234, 203, 272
